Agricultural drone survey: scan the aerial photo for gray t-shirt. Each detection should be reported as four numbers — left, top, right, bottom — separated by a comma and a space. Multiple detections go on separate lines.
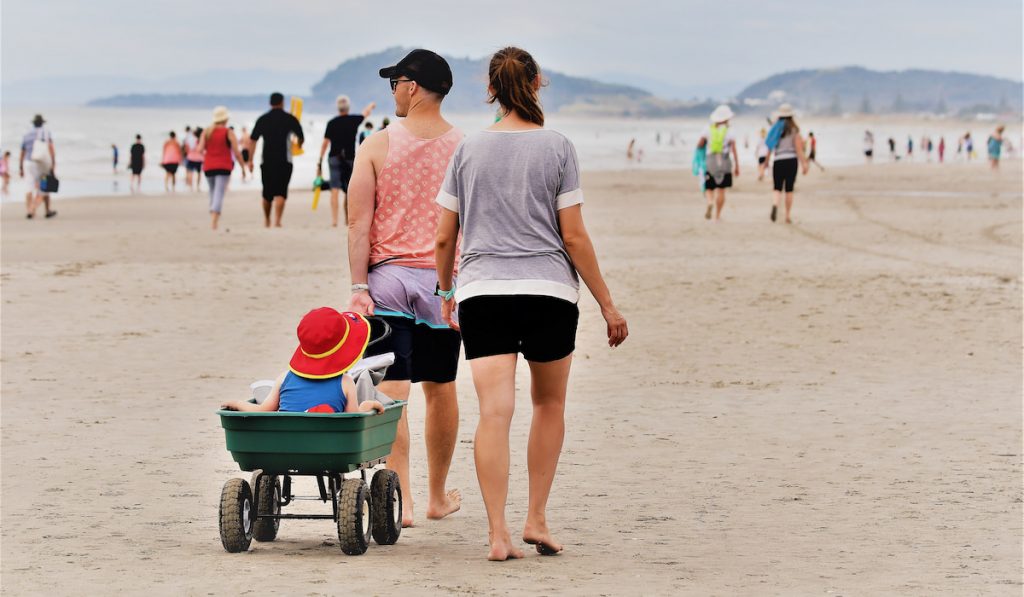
436, 129, 584, 303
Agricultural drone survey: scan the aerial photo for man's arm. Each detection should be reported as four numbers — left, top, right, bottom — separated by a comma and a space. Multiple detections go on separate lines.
292, 116, 304, 147
345, 131, 388, 314
362, 102, 376, 118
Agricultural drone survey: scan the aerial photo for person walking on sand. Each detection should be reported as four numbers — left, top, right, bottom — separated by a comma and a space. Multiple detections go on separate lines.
238, 126, 252, 182
112, 143, 119, 174
888, 136, 897, 160
755, 128, 770, 180
161, 131, 183, 192
318, 95, 375, 227
198, 106, 247, 230
248, 92, 304, 228
129, 134, 145, 193
964, 133, 974, 160
807, 131, 824, 171
434, 47, 628, 561
938, 136, 946, 162
906, 135, 914, 161
184, 128, 204, 191
346, 49, 464, 527
768, 104, 809, 224
863, 130, 874, 162
987, 125, 1005, 170
358, 121, 374, 145
19, 114, 57, 218
700, 105, 739, 221
0, 151, 10, 196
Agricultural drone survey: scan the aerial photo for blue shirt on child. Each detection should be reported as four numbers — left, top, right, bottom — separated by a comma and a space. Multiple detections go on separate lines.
278, 372, 347, 413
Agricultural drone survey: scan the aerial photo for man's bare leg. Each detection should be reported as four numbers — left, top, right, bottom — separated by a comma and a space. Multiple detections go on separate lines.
273, 196, 285, 227
379, 380, 414, 527
421, 381, 461, 519
330, 189, 340, 227
262, 199, 272, 228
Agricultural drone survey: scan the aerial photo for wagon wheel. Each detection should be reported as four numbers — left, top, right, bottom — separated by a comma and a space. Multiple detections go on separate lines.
337, 478, 371, 555
218, 478, 253, 553
252, 473, 281, 542
370, 469, 402, 545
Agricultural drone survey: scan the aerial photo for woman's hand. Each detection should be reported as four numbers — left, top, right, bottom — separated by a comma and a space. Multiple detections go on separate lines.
441, 297, 460, 332
601, 304, 628, 347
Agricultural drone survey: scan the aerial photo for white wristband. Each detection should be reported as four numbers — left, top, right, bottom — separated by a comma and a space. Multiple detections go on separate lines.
351, 283, 369, 293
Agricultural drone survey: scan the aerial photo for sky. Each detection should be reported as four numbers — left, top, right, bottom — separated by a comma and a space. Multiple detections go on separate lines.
3, 0, 1021, 97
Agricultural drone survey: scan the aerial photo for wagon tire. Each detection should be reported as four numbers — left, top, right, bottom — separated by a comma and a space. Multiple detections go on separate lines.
252, 473, 281, 542
370, 469, 402, 545
337, 478, 371, 555
219, 478, 253, 553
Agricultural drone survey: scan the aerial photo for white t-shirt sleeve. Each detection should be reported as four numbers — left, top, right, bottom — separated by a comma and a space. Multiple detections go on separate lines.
435, 147, 460, 213
555, 137, 584, 210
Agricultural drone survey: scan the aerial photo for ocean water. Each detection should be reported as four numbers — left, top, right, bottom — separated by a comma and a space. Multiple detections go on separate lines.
0, 105, 1015, 201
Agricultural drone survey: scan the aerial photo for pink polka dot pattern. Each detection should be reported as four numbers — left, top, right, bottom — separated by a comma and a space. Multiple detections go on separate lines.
370, 121, 462, 270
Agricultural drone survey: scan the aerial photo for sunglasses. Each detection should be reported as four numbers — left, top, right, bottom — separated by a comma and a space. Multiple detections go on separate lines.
389, 78, 414, 92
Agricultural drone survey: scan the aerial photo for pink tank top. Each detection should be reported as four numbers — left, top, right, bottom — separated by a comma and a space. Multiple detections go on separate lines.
370, 121, 462, 269
162, 140, 182, 165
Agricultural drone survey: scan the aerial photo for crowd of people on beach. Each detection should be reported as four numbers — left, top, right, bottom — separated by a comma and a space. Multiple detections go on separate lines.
860, 127, 1013, 166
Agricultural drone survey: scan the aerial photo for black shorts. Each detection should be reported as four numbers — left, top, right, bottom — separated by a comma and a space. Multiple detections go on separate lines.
261, 162, 293, 200
130, 164, 143, 175
864, 150, 873, 158
757, 156, 767, 165
459, 295, 579, 362
241, 149, 250, 163
363, 316, 461, 383
162, 163, 179, 175
704, 172, 732, 190
186, 160, 203, 172
328, 155, 354, 192
773, 158, 799, 192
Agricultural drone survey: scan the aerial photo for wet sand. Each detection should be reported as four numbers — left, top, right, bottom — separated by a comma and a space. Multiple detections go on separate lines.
2, 160, 1021, 594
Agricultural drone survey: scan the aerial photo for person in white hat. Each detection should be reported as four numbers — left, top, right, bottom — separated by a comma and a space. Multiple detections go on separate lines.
699, 104, 739, 221
768, 103, 809, 223
198, 106, 248, 230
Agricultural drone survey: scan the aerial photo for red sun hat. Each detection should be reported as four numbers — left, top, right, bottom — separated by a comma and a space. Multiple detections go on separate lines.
289, 308, 371, 379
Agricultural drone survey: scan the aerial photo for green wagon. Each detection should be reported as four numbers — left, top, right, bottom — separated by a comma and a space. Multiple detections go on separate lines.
217, 401, 406, 555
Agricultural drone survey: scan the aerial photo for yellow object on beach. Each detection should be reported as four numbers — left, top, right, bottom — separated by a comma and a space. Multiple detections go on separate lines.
312, 186, 321, 210
290, 96, 304, 156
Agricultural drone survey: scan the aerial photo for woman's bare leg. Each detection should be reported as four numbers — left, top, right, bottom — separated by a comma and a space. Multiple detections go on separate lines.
785, 192, 794, 223
522, 355, 571, 554
714, 188, 725, 220
470, 354, 524, 561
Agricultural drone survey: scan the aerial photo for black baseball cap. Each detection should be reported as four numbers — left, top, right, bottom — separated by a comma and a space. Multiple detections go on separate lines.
378, 49, 453, 96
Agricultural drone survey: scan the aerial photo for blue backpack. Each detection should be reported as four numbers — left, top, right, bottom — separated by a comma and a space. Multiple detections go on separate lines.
764, 120, 785, 151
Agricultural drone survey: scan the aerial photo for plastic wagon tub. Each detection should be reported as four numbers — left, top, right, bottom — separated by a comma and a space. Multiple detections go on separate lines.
216, 400, 406, 555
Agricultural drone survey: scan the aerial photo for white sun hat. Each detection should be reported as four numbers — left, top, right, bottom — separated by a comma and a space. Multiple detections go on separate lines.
710, 104, 735, 123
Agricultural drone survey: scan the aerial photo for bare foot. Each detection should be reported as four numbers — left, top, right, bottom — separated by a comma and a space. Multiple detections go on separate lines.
488, 529, 525, 561
426, 489, 461, 520
523, 522, 563, 555
402, 505, 414, 528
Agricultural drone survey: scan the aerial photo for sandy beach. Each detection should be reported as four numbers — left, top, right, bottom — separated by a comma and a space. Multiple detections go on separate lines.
1, 160, 1020, 595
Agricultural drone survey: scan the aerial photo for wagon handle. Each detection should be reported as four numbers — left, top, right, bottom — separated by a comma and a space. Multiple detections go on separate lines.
365, 316, 392, 347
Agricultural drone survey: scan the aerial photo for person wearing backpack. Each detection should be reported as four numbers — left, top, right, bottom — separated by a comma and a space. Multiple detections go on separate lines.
699, 105, 739, 221
768, 104, 809, 224
19, 114, 57, 219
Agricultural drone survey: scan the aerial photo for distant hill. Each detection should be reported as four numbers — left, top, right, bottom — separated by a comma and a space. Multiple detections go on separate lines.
309, 47, 651, 113
738, 67, 1023, 116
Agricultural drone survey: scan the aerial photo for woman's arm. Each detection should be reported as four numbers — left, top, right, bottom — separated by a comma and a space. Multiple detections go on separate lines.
795, 135, 809, 174
227, 130, 245, 166
435, 208, 460, 330
558, 205, 628, 347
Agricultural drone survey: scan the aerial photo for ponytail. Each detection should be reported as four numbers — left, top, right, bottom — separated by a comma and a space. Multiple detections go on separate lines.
487, 47, 544, 126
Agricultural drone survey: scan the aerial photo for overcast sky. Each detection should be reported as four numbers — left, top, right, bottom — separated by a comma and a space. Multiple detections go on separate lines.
3, 0, 1021, 90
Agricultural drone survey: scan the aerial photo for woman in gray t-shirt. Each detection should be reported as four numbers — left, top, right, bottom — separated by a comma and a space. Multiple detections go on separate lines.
434, 46, 628, 561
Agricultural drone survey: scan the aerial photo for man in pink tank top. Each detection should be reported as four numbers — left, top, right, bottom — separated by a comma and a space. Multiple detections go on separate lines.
347, 49, 463, 527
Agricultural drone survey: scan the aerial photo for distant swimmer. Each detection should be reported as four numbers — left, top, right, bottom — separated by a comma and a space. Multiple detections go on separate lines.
627, 138, 636, 160
112, 143, 119, 173
700, 105, 739, 221
863, 130, 874, 162
906, 135, 913, 161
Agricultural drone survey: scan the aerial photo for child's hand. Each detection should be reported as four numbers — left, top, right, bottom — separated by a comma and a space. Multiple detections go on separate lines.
220, 401, 241, 411
358, 400, 385, 414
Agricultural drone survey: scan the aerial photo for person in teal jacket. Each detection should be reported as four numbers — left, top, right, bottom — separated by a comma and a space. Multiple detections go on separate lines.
692, 137, 712, 219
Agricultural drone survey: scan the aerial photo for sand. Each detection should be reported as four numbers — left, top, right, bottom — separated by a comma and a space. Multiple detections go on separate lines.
2, 160, 1021, 595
